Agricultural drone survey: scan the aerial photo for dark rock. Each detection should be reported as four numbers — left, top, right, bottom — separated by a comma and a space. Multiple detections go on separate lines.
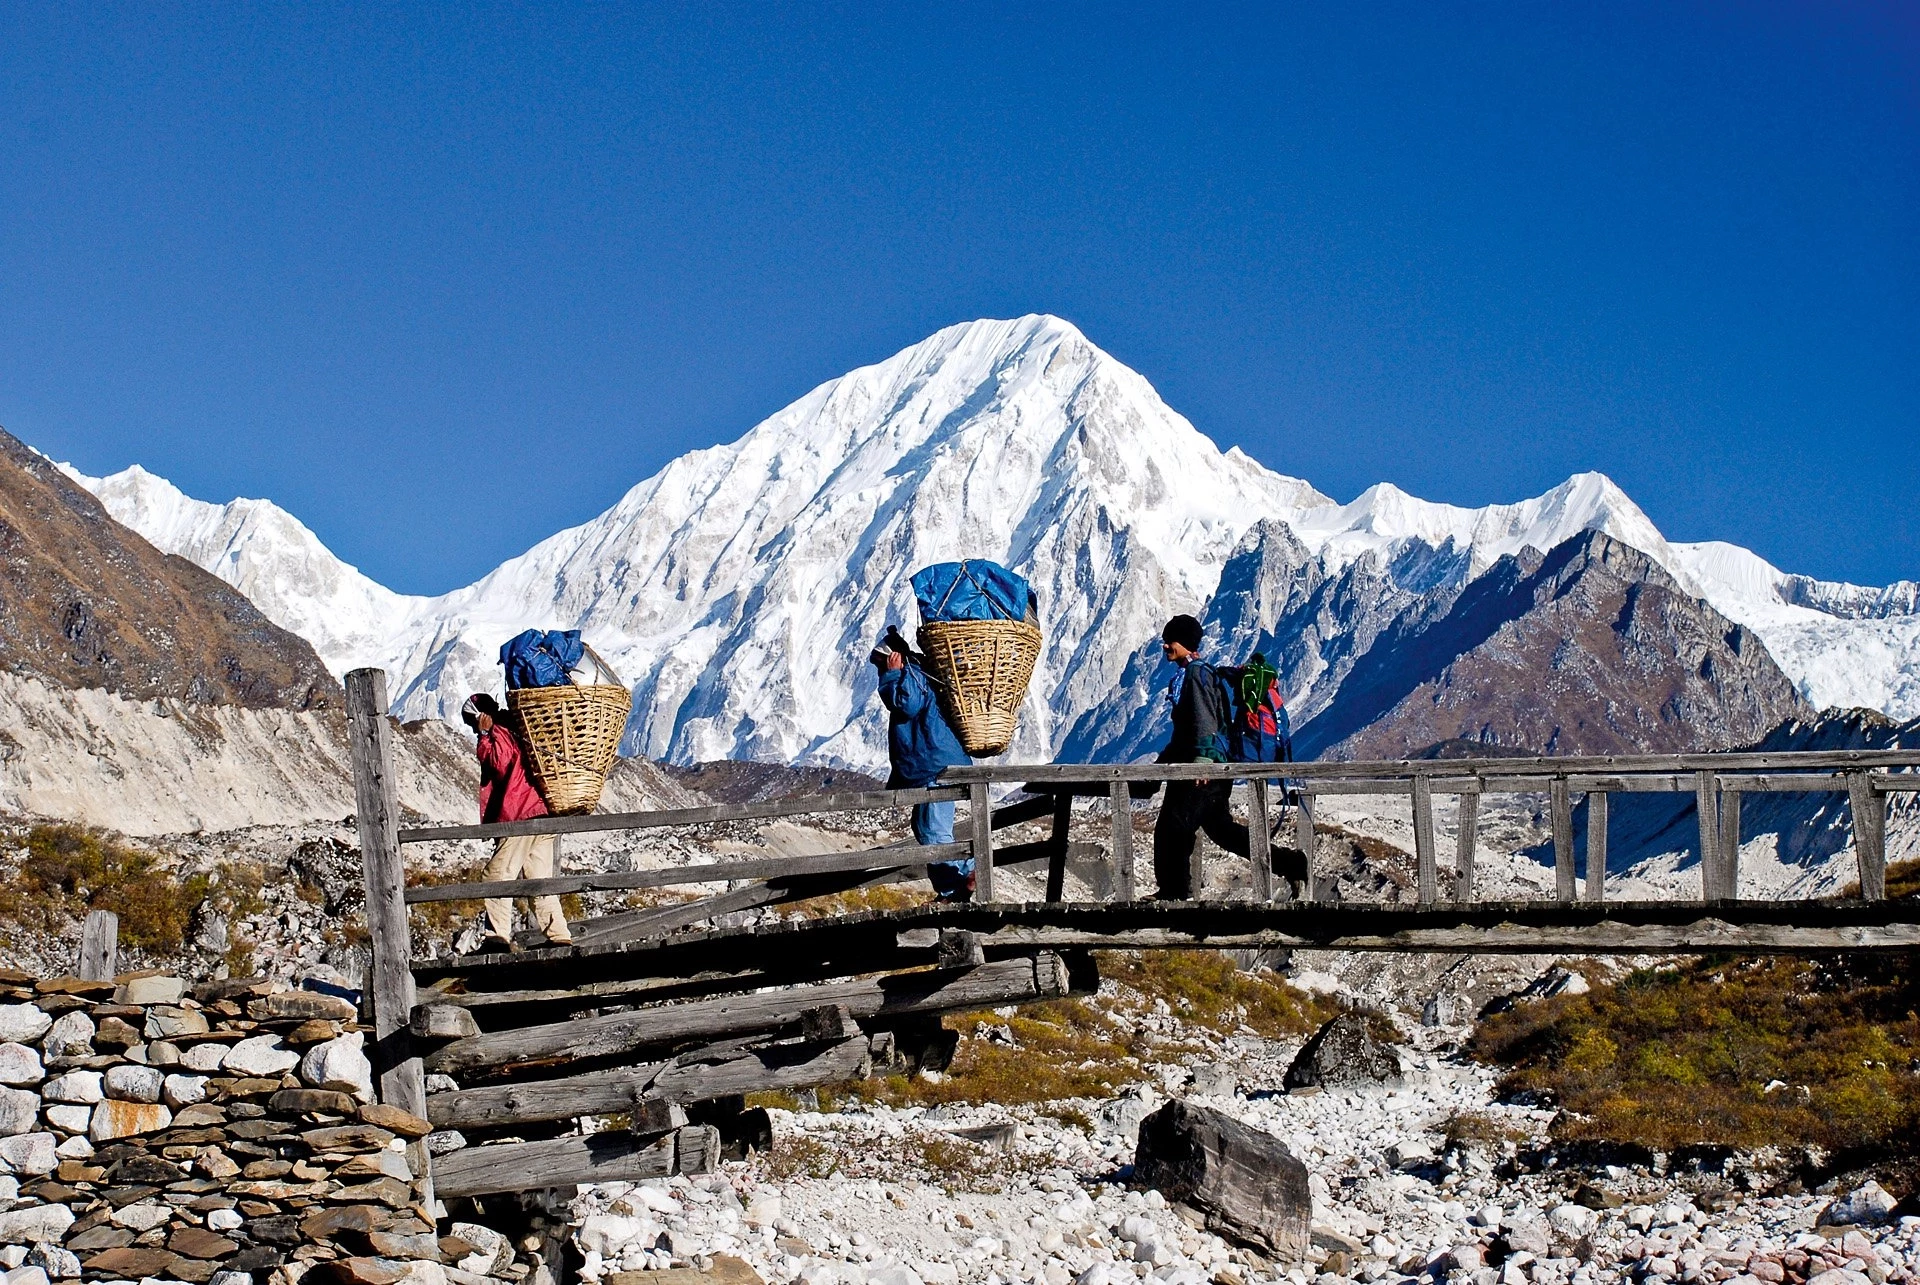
66, 1225, 136, 1252
1133, 1100, 1312, 1265
301, 1205, 391, 1241
356, 1104, 432, 1139
83, 1248, 186, 1278
170, 1226, 242, 1259
272, 1089, 361, 1117
1283, 1013, 1404, 1091
251, 1215, 303, 1245
226, 1245, 287, 1272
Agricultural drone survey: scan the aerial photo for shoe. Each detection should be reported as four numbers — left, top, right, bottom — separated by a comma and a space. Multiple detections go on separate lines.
935, 873, 977, 904
478, 934, 516, 955
540, 936, 576, 950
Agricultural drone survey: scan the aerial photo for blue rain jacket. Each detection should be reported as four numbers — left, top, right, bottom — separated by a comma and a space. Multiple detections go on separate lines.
877, 661, 971, 786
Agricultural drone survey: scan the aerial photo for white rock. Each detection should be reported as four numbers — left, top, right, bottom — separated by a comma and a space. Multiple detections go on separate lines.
207, 1208, 245, 1232
0, 1133, 57, 1176
0, 1008, 50, 1046
452, 1221, 512, 1275
298, 1032, 373, 1102
0, 1203, 72, 1244
576, 1212, 652, 1257
0, 1046, 42, 1087
0, 1176, 14, 1205
223, 1035, 299, 1077
38, 1012, 94, 1060
746, 1194, 783, 1227
40, 1071, 103, 1104
111, 1200, 173, 1231
24, 1244, 79, 1280
209, 1273, 253, 1285
1819, 1182, 1898, 1228
180, 1041, 229, 1073
869, 1269, 922, 1285
162, 1073, 210, 1109
0, 1247, 19, 1271
118, 976, 185, 1006
1548, 1205, 1598, 1237
632, 1183, 682, 1215
54, 1135, 93, 1159
6, 1264, 50, 1285
43, 1105, 91, 1135
104, 1063, 164, 1103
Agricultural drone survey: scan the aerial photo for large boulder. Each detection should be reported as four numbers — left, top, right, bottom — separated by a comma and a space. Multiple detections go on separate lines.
1283, 1013, 1405, 1091
1133, 1100, 1311, 1265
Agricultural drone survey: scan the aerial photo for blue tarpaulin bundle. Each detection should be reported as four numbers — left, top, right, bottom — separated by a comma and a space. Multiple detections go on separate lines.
910, 560, 1036, 624
500, 629, 585, 689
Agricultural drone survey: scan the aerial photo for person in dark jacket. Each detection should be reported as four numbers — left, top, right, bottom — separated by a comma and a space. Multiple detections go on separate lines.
1151, 615, 1307, 899
874, 631, 974, 901
462, 693, 572, 952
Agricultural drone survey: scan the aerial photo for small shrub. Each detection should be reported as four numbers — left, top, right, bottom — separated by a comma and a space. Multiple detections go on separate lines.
2, 825, 208, 953
1101, 949, 1339, 1040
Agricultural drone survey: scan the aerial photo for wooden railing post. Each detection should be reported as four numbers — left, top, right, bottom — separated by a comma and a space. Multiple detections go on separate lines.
345, 669, 429, 1126
1719, 788, 1743, 900
1412, 775, 1437, 907
1293, 793, 1317, 902
1454, 790, 1478, 904
1045, 792, 1073, 903
1550, 778, 1576, 903
1847, 771, 1887, 901
1248, 778, 1273, 902
969, 783, 995, 902
1108, 780, 1135, 902
79, 909, 118, 982
1696, 770, 1726, 900
1584, 791, 1607, 904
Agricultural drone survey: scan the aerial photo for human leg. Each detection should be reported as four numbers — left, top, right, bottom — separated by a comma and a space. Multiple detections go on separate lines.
482, 835, 529, 941
916, 800, 975, 901
522, 835, 572, 944
1152, 782, 1206, 898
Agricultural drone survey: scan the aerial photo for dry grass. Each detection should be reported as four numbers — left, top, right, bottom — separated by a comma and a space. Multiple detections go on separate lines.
1841, 856, 1920, 901
0, 824, 228, 954
1470, 953, 1920, 1155
1101, 949, 1338, 1041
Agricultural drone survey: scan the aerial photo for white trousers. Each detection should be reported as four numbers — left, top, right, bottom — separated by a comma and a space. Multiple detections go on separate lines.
482, 834, 571, 943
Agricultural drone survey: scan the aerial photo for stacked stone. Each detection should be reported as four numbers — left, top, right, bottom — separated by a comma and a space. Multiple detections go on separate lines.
0, 969, 533, 1285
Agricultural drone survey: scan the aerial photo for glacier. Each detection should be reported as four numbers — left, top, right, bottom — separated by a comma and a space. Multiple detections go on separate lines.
63, 314, 1920, 769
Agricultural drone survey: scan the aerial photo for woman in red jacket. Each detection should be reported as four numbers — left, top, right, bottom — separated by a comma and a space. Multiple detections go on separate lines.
463, 694, 573, 952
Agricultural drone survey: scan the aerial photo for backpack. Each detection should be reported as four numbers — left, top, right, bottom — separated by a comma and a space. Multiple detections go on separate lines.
1218, 651, 1292, 764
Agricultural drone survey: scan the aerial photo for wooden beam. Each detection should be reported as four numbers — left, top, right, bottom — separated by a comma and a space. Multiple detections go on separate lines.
404, 842, 968, 904
1848, 770, 1887, 901
400, 787, 968, 844
1584, 791, 1607, 905
347, 670, 429, 1128
971, 783, 995, 903
1453, 792, 1478, 906
423, 953, 1072, 1076
1109, 781, 1135, 902
426, 1038, 871, 1131
1293, 794, 1316, 903
569, 881, 788, 949
1550, 778, 1575, 904
1412, 776, 1437, 908
1248, 779, 1273, 903
1719, 789, 1743, 901
1046, 793, 1073, 903
1696, 771, 1725, 901
78, 910, 118, 983
432, 1124, 718, 1198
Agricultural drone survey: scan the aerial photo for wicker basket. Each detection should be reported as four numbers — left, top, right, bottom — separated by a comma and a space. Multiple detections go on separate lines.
507, 680, 632, 814
917, 617, 1043, 757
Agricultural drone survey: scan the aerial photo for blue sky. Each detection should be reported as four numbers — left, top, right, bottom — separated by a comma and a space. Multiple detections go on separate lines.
2, 4, 1914, 593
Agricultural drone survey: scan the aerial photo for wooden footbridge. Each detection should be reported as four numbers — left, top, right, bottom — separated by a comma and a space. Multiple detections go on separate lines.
340, 670, 1920, 1204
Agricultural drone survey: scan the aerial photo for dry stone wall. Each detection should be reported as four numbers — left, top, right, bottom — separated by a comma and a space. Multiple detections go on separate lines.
0, 968, 543, 1285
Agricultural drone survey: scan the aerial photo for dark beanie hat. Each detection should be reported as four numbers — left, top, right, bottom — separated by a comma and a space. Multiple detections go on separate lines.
1162, 614, 1204, 650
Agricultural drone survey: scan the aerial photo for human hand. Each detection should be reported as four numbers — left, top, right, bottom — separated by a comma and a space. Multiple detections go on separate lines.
885, 650, 904, 672
475, 713, 495, 734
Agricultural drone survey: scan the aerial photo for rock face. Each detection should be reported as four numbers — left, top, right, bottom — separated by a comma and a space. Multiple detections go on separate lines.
1283, 1013, 1406, 1092
1133, 1100, 1312, 1265
0, 426, 338, 710
1297, 532, 1814, 760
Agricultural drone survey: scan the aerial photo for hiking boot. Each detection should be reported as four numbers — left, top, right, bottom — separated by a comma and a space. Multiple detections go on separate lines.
477, 934, 516, 955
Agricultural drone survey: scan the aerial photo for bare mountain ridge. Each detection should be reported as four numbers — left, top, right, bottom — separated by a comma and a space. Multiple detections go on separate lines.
0, 427, 338, 711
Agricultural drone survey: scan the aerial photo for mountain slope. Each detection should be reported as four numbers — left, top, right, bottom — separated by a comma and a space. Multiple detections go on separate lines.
1, 428, 338, 710
1295, 532, 1814, 760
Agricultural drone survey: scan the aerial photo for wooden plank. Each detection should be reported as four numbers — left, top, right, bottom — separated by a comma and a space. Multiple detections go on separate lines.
971, 783, 995, 903
1109, 781, 1135, 902
1848, 771, 1887, 900
1248, 779, 1273, 903
433, 1126, 706, 1198
1872, 772, 1920, 792
1046, 793, 1073, 903
424, 953, 1072, 1075
569, 881, 788, 949
346, 669, 428, 1128
426, 1038, 871, 1131
399, 786, 968, 844
1584, 791, 1607, 905
78, 909, 118, 983
405, 841, 968, 904
1550, 778, 1575, 904
1719, 789, 1743, 901
1293, 794, 1316, 902
941, 748, 1920, 786
1412, 776, 1437, 908
1453, 792, 1478, 905
1696, 771, 1725, 901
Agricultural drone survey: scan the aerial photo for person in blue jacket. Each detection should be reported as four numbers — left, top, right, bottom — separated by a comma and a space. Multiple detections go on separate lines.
873, 629, 974, 901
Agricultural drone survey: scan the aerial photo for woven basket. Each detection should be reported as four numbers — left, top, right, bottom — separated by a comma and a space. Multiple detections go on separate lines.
917, 617, 1043, 757
507, 682, 632, 814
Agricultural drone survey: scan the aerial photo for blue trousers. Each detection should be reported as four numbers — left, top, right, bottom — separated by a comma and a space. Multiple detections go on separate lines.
912, 799, 975, 897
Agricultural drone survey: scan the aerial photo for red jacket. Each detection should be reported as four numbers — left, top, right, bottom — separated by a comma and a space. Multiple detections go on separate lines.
477, 724, 549, 824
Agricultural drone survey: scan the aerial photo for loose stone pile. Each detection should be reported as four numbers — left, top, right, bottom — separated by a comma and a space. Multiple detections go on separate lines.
0, 968, 537, 1285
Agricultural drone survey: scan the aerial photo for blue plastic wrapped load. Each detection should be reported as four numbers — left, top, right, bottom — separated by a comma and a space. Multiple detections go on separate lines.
499, 629, 585, 689
910, 560, 1036, 624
